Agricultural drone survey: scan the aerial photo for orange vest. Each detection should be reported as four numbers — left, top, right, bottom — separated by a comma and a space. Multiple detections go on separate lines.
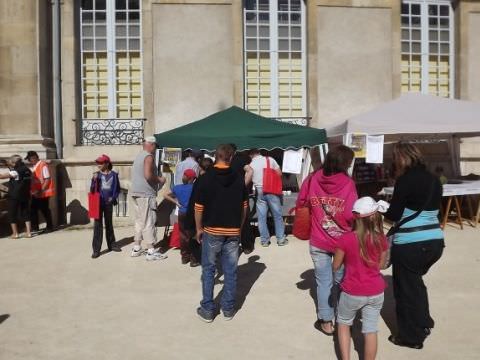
31, 161, 55, 198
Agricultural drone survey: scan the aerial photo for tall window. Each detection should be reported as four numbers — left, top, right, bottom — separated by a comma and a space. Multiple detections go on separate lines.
244, 0, 306, 122
80, 0, 143, 119
401, 0, 454, 98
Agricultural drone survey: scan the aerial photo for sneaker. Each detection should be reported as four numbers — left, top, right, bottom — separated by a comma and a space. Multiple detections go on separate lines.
196, 307, 214, 323
145, 250, 168, 261
277, 238, 289, 246
130, 247, 144, 257
222, 309, 236, 321
261, 241, 271, 247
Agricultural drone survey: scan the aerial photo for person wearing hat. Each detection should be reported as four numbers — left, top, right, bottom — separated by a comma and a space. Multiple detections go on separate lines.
174, 150, 200, 186
25, 150, 54, 233
90, 154, 121, 259
164, 168, 198, 266
333, 197, 390, 360
130, 136, 167, 261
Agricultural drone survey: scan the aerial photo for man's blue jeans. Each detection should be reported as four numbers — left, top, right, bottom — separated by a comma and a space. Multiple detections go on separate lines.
310, 245, 344, 321
256, 188, 286, 244
200, 233, 240, 314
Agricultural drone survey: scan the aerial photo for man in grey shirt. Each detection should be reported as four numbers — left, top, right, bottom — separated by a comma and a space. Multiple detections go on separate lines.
174, 150, 200, 185
130, 136, 167, 260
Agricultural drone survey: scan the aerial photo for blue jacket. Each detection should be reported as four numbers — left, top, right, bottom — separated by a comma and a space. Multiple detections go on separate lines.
90, 171, 120, 205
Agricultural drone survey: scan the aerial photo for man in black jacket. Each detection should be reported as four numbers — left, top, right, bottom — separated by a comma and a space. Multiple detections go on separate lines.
194, 144, 248, 322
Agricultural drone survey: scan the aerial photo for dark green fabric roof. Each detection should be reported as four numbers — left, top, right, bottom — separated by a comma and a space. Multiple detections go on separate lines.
154, 106, 326, 151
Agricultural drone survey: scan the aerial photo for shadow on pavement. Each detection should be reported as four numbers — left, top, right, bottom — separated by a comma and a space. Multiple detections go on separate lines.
98, 236, 134, 256
296, 269, 318, 315
0, 314, 10, 325
215, 255, 266, 311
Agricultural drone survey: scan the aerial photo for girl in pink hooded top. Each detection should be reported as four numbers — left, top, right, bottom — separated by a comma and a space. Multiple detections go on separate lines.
297, 145, 357, 335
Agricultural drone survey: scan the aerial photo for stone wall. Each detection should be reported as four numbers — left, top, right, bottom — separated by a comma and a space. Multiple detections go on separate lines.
308, 0, 400, 129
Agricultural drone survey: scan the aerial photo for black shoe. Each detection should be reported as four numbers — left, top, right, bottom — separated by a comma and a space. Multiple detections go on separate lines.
424, 328, 432, 337
196, 307, 214, 323
109, 245, 121, 252
91, 252, 100, 259
388, 335, 423, 349
181, 257, 190, 265
243, 247, 254, 255
190, 260, 200, 267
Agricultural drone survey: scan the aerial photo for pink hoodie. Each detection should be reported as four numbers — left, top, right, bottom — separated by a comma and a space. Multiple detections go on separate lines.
297, 169, 358, 253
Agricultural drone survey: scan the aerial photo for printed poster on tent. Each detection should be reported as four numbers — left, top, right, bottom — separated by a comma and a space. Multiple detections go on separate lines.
162, 147, 182, 165
344, 133, 367, 158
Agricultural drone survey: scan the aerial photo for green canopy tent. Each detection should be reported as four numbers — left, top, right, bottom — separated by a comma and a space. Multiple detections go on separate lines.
154, 106, 326, 151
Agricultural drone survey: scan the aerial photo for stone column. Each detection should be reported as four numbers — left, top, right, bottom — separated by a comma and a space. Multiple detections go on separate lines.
0, 0, 56, 159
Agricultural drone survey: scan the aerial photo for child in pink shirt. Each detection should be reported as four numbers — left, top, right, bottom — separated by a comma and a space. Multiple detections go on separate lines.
333, 197, 389, 360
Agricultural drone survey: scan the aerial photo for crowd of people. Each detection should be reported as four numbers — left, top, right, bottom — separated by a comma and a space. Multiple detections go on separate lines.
1, 137, 445, 360
0, 151, 55, 239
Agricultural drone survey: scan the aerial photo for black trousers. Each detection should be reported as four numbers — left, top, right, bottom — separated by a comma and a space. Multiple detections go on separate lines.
92, 203, 116, 253
392, 239, 444, 344
8, 198, 30, 224
30, 197, 53, 231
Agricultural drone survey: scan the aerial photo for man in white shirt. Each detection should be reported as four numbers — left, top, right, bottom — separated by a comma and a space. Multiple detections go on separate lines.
174, 150, 200, 185
249, 149, 287, 247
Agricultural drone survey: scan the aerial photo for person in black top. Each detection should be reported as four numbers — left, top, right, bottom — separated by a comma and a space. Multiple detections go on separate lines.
194, 144, 248, 322
384, 142, 444, 350
183, 157, 214, 267
0, 155, 33, 238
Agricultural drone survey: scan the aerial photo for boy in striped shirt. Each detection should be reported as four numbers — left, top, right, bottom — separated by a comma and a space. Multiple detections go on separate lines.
194, 144, 248, 322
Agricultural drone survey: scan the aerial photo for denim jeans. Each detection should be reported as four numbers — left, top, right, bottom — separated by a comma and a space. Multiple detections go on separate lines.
310, 245, 344, 321
256, 188, 285, 244
200, 233, 240, 314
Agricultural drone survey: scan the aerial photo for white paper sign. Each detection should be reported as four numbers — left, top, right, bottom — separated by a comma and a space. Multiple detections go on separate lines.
282, 149, 303, 174
366, 135, 384, 164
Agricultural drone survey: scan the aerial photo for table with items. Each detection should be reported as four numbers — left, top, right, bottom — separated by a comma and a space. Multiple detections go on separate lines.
383, 180, 480, 229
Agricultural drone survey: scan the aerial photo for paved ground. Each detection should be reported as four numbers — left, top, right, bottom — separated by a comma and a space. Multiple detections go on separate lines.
0, 225, 479, 360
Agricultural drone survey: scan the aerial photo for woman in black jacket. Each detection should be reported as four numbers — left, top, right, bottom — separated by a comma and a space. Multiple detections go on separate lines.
384, 143, 444, 349
0, 155, 33, 238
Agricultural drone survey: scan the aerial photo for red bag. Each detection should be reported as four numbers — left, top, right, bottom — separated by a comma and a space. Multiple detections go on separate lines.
169, 222, 181, 249
262, 157, 282, 195
290, 206, 311, 240
289, 174, 315, 240
88, 192, 101, 220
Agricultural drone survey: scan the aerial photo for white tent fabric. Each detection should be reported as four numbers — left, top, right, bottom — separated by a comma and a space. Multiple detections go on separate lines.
327, 93, 480, 138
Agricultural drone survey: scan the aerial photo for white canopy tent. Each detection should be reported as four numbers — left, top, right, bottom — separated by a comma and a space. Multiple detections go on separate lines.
327, 93, 480, 176
327, 93, 480, 139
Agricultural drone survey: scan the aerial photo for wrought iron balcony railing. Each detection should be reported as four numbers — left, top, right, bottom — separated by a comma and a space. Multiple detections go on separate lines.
81, 118, 145, 145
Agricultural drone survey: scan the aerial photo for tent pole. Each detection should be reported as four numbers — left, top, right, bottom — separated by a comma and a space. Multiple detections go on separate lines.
448, 135, 461, 178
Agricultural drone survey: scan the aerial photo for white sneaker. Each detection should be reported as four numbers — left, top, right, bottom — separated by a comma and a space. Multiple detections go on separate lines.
130, 247, 145, 257
145, 250, 168, 261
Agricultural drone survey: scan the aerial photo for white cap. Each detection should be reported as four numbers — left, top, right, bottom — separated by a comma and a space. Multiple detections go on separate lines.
144, 136, 157, 144
352, 197, 390, 217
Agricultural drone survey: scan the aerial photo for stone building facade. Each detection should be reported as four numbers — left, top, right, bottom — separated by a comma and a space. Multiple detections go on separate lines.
0, 0, 479, 226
